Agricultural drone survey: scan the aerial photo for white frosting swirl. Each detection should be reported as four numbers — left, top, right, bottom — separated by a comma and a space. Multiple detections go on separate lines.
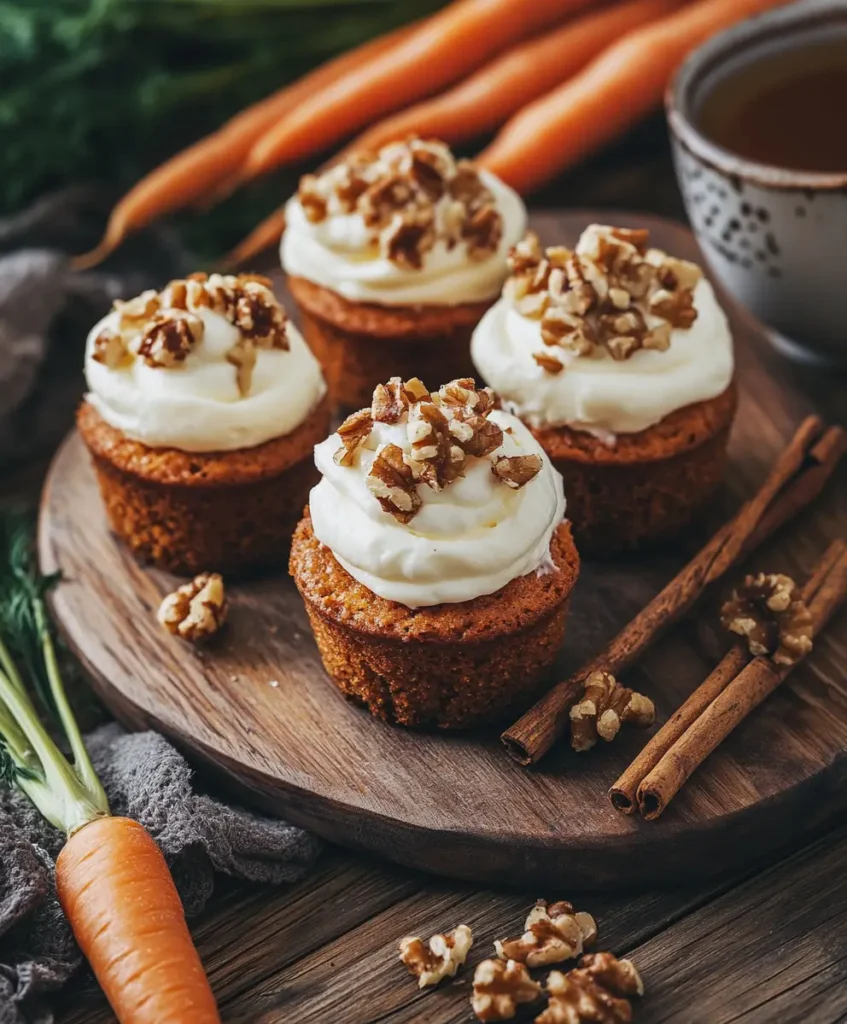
309, 410, 565, 608
85, 308, 326, 453
280, 171, 527, 307
471, 278, 734, 436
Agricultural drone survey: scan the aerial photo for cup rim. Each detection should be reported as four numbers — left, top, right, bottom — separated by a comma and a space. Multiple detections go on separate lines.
666, 0, 847, 192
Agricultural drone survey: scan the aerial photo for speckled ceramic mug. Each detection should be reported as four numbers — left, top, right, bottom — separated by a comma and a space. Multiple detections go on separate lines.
667, 0, 847, 366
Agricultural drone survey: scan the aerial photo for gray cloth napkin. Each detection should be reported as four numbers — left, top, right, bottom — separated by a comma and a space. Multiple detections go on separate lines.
0, 723, 322, 1024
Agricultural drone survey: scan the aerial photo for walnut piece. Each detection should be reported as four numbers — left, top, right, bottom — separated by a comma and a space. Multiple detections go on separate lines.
334, 408, 374, 467
536, 952, 644, 1024
406, 401, 466, 490
506, 225, 702, 366
367, 443, 422, 523
137, 311, 204, 368
495, 901, 597, 968
399, 924, 473, 988
157, 573, 227, 643
721, 572, 813, 666
569, 671, 655, 753
296, 138, 502, 269
472, 959, 542, 1022
491, 454, 543, 490
91, 328, 130, 369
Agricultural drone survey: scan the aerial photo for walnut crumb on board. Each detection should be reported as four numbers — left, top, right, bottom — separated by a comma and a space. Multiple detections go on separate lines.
157, 573, 227, 643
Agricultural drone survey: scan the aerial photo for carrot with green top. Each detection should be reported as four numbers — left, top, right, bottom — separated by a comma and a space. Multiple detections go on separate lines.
478, 0, 794, 194
0, 513, 219, 1023
242, 0, 601, 180
72, 20, 420, 271
346, 0, 688, 156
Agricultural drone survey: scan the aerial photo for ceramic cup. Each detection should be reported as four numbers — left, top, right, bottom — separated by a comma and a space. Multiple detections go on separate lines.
667, 0, 847, 366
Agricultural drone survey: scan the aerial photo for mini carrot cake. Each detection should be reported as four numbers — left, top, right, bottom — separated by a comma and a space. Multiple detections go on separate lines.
290, 376, 578, 729
471, 225, 737, 553
79, 273, 329, 574
280, 137, 526, 408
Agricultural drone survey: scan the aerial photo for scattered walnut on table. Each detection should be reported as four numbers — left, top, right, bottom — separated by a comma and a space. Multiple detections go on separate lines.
399, 924, 473, 988
569, 671, 655, 753
720, 572, 813, 665
472, 958, 542, 1022
535, 952, 644, 1024
495, 900, 597, 968
157, 572, 228, 643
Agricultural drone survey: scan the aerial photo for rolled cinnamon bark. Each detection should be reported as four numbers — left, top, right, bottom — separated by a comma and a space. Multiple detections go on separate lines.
502, 416, 830, 766
635, 542, 847, 820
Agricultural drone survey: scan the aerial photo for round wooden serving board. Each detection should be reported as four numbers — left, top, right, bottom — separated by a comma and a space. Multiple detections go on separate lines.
39, 211, 847, 888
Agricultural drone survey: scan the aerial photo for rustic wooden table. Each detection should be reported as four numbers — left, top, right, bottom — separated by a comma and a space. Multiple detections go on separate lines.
21, 117, 847, 1023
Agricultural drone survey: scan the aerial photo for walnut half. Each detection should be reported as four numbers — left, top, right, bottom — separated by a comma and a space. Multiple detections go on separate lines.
720, 572, 813, 666
569, 671, 655, 753
536, 952, 644, 1024
399, 924, 473, 988
495, 900, 597, 968
157, 573, 228, 643
472, 959, 542, 1022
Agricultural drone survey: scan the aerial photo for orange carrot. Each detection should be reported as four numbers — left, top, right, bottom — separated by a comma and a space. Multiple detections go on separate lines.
71, 20, 420, 271
222, 206, 287, 269
56, 817, 219, 1024
243, 0, 602, 180
478, 0, 793, 194
346, 0, 689, 155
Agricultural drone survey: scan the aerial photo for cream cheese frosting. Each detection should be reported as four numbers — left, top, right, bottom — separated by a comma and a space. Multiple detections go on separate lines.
280, 139, 526, 307
471, 226, 734, 437
309, 380, 566, 608
84, 274, 326, 453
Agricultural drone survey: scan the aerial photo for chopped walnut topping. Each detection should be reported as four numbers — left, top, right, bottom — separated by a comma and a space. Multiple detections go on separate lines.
472, 959, 542, 1022
570, 671, 655, 753
296, 138, 502, 269
97, 273, 289, 396
157, 573, 227, 643
506, 225, 702, 366
537, 953, 644, 1024
721, 572, 814, 666
407, 401, 466, 490
334, 409, 374, 467
137, 311, 204, 368
399, 924, 473, 988
533, 352, 565, 375
338, 375, 544, 523
367, 443, 422, 524
496, 901, 597, 968
491, 454, 543, 490
91, 328, 130, 369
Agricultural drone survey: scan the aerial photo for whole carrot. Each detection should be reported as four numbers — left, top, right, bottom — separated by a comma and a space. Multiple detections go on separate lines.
223, 205, 287, 269
243, 0, 601, 180
478, 0, 794, 195
0, 513, 219, 1024
72, 20, 420, 271
57, 818, 219, 1024
346, 0, 688, 156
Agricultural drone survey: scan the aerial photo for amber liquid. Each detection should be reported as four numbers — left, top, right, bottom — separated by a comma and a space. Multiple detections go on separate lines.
698, 40, 847, 173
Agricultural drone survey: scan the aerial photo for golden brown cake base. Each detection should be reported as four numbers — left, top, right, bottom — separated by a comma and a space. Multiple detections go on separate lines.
532, 384, 738, 554
288, 276, 490, 410
290, 511, 579, 729
77, 398, 331, 575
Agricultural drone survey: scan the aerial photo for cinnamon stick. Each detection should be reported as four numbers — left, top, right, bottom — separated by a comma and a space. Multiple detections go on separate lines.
636, 541, 847, 820
502, 416, 829, 766
610, 538, 846, 814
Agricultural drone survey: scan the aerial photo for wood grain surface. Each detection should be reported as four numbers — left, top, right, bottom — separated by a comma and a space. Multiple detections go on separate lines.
38, 210, 847, 889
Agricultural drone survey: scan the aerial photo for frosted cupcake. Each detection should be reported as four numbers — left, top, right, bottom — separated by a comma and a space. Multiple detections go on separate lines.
281, 138, 526, 408
471, 226, 737, 553
78, 273, 329, 573
289, 376, 578, 728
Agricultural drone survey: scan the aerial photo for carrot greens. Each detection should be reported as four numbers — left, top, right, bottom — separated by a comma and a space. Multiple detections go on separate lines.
0, 512, 108, 835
